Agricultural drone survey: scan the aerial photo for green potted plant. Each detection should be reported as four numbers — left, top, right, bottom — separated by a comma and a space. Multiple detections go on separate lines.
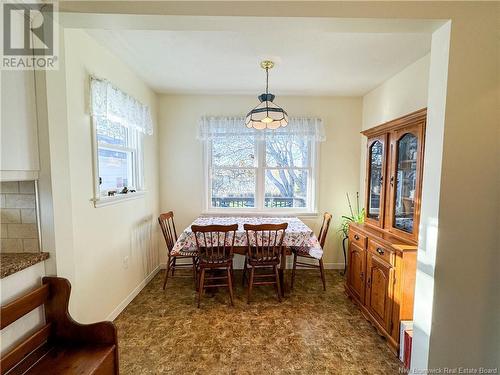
339, 192, 365, 275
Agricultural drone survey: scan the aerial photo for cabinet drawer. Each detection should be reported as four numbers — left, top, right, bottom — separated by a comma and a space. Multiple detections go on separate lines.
368, 240, 393, 265
349, 230, 367, 249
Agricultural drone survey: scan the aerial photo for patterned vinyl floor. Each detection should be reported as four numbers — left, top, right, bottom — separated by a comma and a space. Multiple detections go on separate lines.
114, 269, 401, 374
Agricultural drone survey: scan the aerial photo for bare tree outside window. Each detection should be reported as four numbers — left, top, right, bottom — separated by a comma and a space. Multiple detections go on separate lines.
265, 134, 309, 208
210, 133, 312, 210
211, 136, 256, 207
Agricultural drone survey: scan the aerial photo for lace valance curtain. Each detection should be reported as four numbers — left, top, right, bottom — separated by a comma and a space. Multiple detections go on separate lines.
198, 116, 325, 141
90, 77, 153, 135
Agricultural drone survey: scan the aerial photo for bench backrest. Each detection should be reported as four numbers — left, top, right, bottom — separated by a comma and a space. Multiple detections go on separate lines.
1, 277, 118, 375
0, 283, 51, 374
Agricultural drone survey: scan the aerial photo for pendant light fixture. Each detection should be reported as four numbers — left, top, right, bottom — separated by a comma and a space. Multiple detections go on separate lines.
245, 60, 288, 130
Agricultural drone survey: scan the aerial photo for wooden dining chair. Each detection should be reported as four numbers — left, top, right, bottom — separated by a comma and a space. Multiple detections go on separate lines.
243, 223, 288, 304
191, 224, 238, 308
291, 212, 332, 291
158, 211, 197, 290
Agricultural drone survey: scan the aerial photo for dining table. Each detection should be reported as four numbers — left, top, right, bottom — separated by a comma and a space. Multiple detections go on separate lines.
171, 216, 323, 295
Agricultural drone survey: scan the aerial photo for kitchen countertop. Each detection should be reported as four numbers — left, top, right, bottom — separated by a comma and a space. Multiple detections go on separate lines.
0, 252, 49, 279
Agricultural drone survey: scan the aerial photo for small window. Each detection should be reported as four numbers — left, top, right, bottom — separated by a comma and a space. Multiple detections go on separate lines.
90, 77, 152, 205
95, 117, 142, 196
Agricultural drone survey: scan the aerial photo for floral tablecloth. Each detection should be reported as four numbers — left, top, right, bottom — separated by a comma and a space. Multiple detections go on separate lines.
171, 216, 323, 259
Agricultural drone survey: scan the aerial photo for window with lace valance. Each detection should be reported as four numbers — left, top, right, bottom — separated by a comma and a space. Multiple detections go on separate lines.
199, 116, 325, 213
89, 77, 153, 206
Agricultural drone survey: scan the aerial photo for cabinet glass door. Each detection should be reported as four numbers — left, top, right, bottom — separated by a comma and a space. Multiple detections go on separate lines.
393, 133, 418, 234
366, 136, 386, 227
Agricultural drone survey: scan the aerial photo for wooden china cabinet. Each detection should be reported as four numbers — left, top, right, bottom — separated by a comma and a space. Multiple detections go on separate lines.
345, 108, 426, 355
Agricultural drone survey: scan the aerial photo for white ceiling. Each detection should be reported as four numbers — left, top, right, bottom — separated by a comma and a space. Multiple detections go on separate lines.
84, 17, 432, 96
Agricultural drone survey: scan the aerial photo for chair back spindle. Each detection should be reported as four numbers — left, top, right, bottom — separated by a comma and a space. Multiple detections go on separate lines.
158, 211, 178, 253
244, 223, 288, 264
318, 212, 333, 248
191, 224, 238, 264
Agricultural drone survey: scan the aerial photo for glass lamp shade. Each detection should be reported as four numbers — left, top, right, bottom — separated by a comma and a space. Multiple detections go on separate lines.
245, 93, 288, 130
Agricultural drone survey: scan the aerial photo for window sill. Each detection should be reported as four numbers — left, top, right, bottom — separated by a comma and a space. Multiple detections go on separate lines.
92, 191, 146, 208
201, 210, 319, 218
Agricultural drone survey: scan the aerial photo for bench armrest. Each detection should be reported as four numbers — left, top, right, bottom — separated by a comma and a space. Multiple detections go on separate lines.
42, 277, 118, 346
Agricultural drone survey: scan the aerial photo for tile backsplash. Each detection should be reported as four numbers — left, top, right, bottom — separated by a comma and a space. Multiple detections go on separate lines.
0, 181, 39, 253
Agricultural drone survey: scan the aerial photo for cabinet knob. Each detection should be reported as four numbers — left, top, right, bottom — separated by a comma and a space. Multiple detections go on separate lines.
376, 247, 385, 255
360, 271, 364, 281
390, 176, 395, 187
354, 235, 360, 240
367, 277, 371, 287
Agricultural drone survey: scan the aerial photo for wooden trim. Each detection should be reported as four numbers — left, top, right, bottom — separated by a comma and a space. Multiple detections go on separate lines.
399, 251, 418, 322
365, 252, 394, 331
0, 277, 119, 375
0, 284, 49, 329
2, 344, 53, 375
361, 108, 427, 242
345, 257, 400, 356
347, 242, 366, 304
349, 223, 417, 254
0, 323, 51, 374
42, 277, 118, 347
359, 297, 399, 355
361, 108, 427, 137
364, 134, 388, 228
386, 120, 426, 241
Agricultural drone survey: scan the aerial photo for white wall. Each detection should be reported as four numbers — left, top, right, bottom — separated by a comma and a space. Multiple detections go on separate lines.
360, 54, 430, 202
43, 28, 160, 322
158, 95, 362, 268
362, 54, 431, 130
411, 22, 450, 370
425, 11, 499, 368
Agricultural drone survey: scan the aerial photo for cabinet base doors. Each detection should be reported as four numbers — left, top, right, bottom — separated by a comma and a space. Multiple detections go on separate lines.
365, 253, 394, 331
348, 243, 366, 303
345, 225, 417, 354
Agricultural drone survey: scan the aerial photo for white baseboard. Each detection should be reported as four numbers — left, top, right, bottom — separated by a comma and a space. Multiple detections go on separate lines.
322, 262, 345, 270
106, 266, 160, 321
285, 261, 344, 270
159, 262, 345, 270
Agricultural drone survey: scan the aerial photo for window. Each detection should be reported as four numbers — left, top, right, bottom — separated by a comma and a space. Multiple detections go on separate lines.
90, 77, 153, 206
211, 135, 257, 208
95, 117, 142, 196
202, 117, 324, 213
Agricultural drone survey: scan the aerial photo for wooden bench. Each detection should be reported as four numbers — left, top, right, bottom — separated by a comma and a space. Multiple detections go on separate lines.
1, 277, 119, 374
